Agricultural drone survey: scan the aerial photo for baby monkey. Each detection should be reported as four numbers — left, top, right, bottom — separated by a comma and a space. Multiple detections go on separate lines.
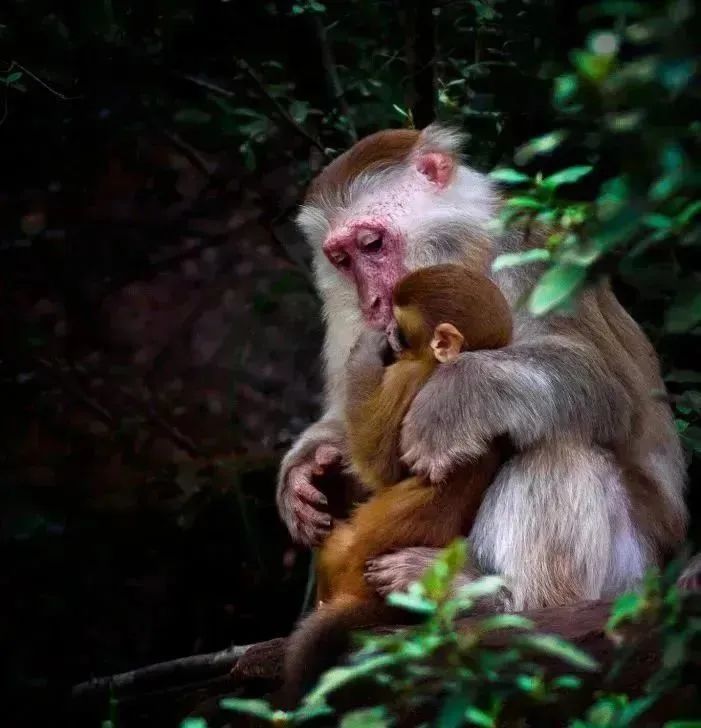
281, 264, 513, 705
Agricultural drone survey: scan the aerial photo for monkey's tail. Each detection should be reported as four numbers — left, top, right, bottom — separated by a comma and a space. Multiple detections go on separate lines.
279, 596, 398, 710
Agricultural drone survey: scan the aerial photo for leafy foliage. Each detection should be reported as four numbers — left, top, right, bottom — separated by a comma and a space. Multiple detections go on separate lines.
213, 542, 701, 726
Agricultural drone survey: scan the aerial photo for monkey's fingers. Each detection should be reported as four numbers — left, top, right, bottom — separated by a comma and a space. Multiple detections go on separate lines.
293, 502, 332, 538
290, 465, 329, 508
366, 548, 441, 596
313, 444, 343, 473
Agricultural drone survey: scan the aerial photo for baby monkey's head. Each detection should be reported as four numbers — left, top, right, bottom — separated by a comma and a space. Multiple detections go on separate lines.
389, 264, 512, 363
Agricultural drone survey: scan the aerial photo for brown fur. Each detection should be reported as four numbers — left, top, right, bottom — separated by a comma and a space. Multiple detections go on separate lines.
280, 266, 512, 705
305, 128, 420, 205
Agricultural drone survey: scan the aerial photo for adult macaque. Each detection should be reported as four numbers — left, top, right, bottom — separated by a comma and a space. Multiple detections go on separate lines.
277, 124, 687, 612
281, 265, 512, 702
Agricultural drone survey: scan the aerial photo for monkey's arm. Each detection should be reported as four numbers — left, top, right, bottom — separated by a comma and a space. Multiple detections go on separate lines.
345, 330, 411, 489
401, 332, 633, 482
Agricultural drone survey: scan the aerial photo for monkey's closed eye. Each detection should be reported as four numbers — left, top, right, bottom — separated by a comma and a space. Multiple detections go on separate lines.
359, 233, 383, 253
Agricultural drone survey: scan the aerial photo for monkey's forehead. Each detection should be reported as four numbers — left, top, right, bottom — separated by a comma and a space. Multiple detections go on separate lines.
305, 124, 466, 207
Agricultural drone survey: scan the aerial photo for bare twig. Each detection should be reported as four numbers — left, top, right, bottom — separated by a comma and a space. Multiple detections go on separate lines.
128, 388, 204, 458
183, 69, 328, 157
7, 61, 80, 100
237, 61, 328, 157
312, 15, 357, 143
72, 643, 253, 699
182, 73, 238, 99
161, 130, 217, 178
36, 357, 116, 426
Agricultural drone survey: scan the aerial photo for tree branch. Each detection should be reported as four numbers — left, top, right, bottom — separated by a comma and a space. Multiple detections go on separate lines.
182, 70, 328, 157
161, 129, 217, 178
312, 15, 357, 143
72, 644, 253, 700
237, 60, 329, 157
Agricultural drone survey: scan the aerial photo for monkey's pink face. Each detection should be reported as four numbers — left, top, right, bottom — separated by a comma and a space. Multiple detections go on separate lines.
319, 152, 456, 330
322, 219, 407, 329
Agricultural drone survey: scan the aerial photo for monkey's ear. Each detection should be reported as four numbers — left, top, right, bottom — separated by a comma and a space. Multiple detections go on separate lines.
430, 323, 464, 363
415, 152, 454, 188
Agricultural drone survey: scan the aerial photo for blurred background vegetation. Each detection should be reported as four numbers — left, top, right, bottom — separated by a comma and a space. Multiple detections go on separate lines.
0, 0, 699, 725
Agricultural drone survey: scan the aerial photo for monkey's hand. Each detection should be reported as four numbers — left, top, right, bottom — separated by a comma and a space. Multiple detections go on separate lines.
401, 353, 490, 482
347, 329, 392, 389
366, 547, 483, 597
365, 547, 441, 596
346, 330, 392, 415
277, 419, 345, 547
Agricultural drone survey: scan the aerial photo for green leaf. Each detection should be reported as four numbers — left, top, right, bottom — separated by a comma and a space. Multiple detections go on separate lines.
665, 284, 701, 333
518, 634, 599, 671
219, 698, 276, 721
540, 165, 593, 190
437, 694, 471, 728
3, 71, 22, 84
681, 425, 701, 454
455, 575, 505, 601
174, 108, 212, 124
387, 590, 436, 615
289, 99, 310, 124
514, 131, 567, 165
607, 591, 645, 631
528, 264, 587, 316
552, 674, 583, 690
665, 722, 701, 728
678, 201, 701, 226
572, 49, 615, 81
478, 614, 534, 632
554, 73, 578, 107
492, 249, 550, 272
180, 719, 208, 728
619, 695, 657, 724
504, 196, 545, 210
340, 707, 389, 728
304, 655, 397, 707
465, 706, 495, 727
664, 369, 701, 384
516, 674, 542, 694
489, 168, 531, 185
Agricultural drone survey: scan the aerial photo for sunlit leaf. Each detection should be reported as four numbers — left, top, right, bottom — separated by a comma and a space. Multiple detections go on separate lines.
304, 655, 397, 706
180, 719, 208, 728
492, 249, 550, 272
340, 707, 389, 727
540, 165, 593, 190
514, 131, 567, 165
478, 614, 534, 632
219, 698, 276, 721
528, 264, 587, 316
489, 168, 531, 185
455, 575, 505, 601
465, 706, 495, 727
387, 590, 436, 615
518, 634, 599, 671
552, 674, 583, 690
607, 591, 645, 632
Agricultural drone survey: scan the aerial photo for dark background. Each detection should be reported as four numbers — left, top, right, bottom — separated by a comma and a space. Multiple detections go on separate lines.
1, 1, 699, 725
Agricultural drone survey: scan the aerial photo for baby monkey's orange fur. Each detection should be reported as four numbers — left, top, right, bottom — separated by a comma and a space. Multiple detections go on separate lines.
281, 265, 513, 705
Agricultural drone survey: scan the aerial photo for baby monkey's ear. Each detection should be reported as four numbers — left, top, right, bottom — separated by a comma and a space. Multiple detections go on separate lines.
430, 323, 464, 363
